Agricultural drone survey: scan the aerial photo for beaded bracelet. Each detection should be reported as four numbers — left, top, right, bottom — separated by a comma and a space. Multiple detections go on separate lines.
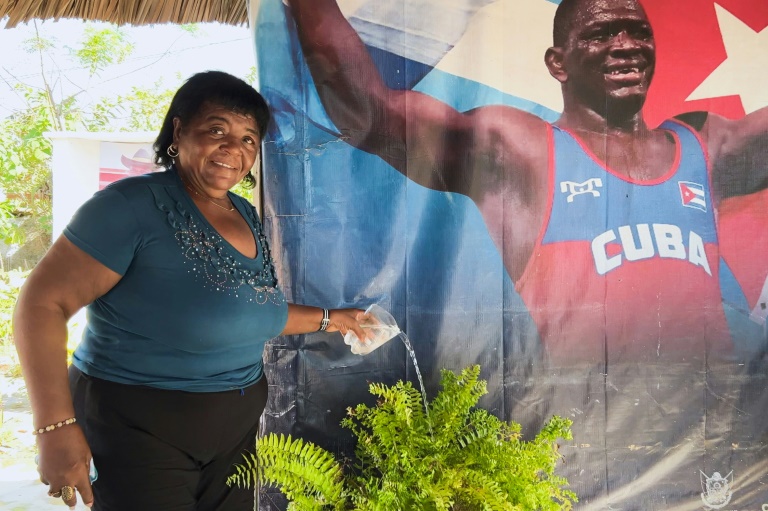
32, 417, 77, 436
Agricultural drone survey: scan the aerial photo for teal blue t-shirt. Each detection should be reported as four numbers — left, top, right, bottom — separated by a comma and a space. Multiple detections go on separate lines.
65, 168, 288, 392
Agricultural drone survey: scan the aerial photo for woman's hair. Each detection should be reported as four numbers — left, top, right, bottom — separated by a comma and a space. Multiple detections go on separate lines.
153, 71, 271, 189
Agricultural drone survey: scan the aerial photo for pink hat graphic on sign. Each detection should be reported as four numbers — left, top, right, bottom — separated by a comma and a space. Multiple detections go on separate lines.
120, 148, 156, 175
99, 144, 160, 190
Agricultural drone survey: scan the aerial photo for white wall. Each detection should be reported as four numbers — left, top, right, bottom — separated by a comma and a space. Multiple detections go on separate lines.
47, 131, 158, 239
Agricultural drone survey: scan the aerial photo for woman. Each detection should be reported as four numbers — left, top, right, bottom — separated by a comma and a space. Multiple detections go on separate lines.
13, 71, 369, 511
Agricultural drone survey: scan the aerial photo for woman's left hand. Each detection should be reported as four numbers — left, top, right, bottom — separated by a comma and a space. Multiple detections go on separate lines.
325, 308, 368, 340
282, 304, 369, 338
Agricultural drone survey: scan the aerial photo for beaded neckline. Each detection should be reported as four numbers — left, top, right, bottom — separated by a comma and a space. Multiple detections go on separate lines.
172, 166, 258, 262
151, 177, 284, 305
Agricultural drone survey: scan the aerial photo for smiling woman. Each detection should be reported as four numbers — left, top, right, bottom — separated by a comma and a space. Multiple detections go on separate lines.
154, 73, 270, 259
174, 106, 260, 212
12, 70, 373, 511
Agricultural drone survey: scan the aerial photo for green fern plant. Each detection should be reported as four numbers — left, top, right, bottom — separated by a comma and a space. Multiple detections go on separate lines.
228, 365, 577, 510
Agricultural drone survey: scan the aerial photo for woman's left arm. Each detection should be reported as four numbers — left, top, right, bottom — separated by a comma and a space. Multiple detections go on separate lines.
282, 304, 367, 339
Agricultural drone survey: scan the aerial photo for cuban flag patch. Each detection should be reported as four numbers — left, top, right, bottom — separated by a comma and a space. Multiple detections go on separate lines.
679, 181, 707, 212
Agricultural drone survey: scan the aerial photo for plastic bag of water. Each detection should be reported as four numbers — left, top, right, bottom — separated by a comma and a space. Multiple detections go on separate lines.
344, 304, 400, 355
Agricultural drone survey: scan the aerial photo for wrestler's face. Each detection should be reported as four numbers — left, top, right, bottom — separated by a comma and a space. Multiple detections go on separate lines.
553, 0, 655, 115
173, 102, 259, 194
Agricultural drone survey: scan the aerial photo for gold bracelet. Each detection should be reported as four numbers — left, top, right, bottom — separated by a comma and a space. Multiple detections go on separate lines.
32, 417, 77, 436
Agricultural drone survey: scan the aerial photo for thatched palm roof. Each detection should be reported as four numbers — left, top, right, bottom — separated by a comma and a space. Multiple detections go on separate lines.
0, 0, 247, 28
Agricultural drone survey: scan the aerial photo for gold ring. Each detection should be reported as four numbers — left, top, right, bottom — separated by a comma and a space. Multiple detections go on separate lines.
60, 485, 75, 501
48, 490, 62, 498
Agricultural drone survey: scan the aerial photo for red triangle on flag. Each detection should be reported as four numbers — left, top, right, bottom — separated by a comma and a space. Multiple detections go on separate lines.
680, 183, 695, 204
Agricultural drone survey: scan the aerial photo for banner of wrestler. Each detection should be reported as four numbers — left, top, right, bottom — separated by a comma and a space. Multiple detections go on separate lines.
250, 0, 768, 508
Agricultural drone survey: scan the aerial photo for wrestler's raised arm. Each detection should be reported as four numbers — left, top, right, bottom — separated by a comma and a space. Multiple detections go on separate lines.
683, 108, 768, 200
286, 0, 548, 202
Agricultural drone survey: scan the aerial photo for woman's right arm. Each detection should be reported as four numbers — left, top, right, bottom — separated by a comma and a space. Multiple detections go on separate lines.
14, 235, 122, 508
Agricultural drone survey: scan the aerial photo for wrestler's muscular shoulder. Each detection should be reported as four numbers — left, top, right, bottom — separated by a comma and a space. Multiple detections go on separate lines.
461, 105, 551, 280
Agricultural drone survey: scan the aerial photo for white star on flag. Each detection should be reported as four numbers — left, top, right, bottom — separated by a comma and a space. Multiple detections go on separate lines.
687, 3, 768, 114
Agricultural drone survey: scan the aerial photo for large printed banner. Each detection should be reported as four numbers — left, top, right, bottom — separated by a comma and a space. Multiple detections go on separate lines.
251, 0, 768, 508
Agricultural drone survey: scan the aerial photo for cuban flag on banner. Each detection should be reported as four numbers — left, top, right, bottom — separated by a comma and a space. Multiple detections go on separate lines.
679, 181, 707, 211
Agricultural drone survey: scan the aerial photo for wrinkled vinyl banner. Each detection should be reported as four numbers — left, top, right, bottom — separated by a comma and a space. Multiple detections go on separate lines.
250, 0, 768, 509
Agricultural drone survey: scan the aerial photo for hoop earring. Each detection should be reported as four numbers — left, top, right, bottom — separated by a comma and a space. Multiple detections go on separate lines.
167, 144, 179, 158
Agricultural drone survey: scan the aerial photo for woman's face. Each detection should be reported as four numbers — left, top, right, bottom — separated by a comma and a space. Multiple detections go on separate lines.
172, 102, 260, 193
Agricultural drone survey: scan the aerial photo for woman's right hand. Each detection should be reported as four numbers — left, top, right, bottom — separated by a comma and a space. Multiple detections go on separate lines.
37, 424, 94, 508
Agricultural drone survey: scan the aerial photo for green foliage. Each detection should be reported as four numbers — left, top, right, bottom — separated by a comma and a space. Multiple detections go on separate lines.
75, 24, 135, 77
229, 366, 577, 510
0, 270, 28, 345
179, 24, 202, 35
230, 433, 346, 511
86, 79, 178, 132
245, 66, 259, 87
0, 420, 17, 449
0, 84, 55, 245
0, 269, 29, 379
0, 25, 180, 255
22, 34, 54, 53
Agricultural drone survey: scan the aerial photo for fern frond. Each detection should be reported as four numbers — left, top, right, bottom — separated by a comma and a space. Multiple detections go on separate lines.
227, 451, 257, 489
227, 433, 346, 509
230, 366, 577, 510
455, 469, 519, 511
429, 366, 487, 444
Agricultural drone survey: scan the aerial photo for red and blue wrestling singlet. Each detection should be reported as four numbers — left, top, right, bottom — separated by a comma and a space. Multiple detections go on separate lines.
516, 120, 731, 365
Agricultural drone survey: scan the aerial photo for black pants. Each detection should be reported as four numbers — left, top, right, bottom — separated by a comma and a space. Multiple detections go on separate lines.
69, 366, 268, 511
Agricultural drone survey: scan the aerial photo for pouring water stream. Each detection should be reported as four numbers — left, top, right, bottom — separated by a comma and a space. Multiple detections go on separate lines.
346, 305, 432, 434
397, 332, 432, 435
